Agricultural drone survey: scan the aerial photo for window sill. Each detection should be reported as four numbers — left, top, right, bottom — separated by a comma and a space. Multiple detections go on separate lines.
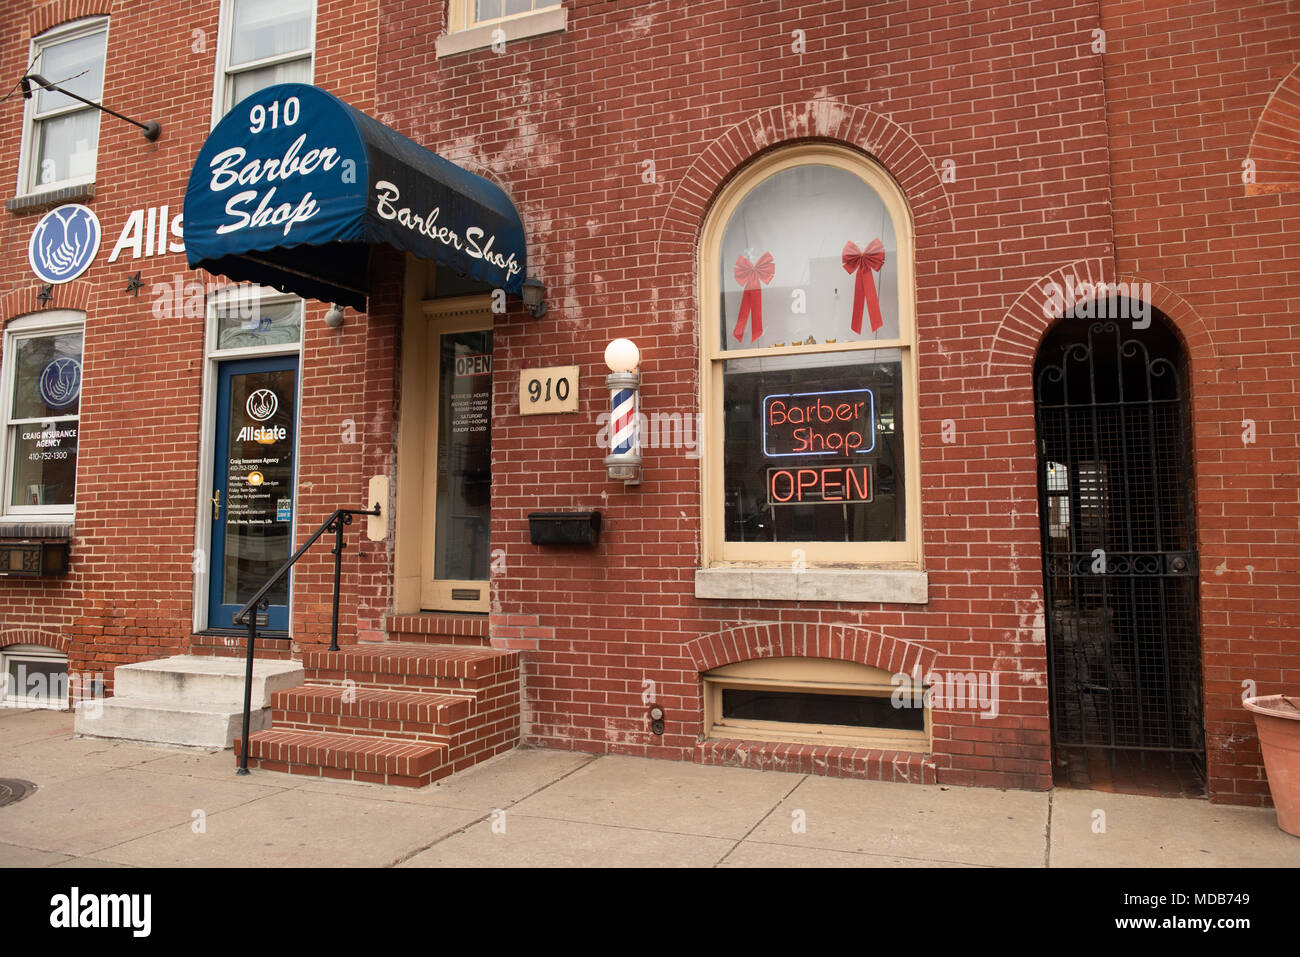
7, 183, 95, 214
435, 6, 568, 58
0, 521, 73, 539
694, 566, 928, 604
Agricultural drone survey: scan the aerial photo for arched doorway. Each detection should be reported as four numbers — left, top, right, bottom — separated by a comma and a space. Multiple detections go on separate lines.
1033, 310, 1205, 796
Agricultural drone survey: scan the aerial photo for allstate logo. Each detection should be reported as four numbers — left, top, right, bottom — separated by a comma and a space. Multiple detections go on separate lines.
246, 388, 278, 422
28, 204, 101, 284
39, 357, 81, 409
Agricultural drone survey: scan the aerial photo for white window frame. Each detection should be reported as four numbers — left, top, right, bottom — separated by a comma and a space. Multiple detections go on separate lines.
437, 0, 567, 57
210, 0, 316, 128
447, 0, 561, 32
0, 311, 85, 521
1, 644, 69, 710
15, 17, 109, 197
192, 289, 304, 634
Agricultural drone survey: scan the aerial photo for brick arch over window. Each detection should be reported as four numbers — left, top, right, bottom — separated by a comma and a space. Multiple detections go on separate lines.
29, 0, 113, 36
1, 281, 91, 322
686, 621, 937, 678
654, 99, 953, 275
0, 628, 70, 654
1245, 61, 1300, 197
983, 260, 1219, 379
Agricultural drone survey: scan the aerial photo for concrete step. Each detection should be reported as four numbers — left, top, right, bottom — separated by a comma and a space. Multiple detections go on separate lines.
270, 685, 474, 743
74, 695, 271, 749
236, 729, 450, 787
113, 655, 304, 709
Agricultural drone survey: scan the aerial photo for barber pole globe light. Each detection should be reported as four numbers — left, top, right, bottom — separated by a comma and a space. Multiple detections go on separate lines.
603, 338, 642, 485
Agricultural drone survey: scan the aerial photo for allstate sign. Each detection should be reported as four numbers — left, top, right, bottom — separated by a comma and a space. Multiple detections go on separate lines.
28, 204, 101, 284
39, 357, 82, 409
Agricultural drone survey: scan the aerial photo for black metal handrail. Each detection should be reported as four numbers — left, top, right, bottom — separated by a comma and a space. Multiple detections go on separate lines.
235, 503, 380, 775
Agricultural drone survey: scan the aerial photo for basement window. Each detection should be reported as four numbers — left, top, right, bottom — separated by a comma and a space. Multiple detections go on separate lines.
0, 644, 68, 710
703, 656, 929, 751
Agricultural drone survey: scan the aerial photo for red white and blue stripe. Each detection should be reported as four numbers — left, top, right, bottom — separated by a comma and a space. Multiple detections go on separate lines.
611, 387, 638, 455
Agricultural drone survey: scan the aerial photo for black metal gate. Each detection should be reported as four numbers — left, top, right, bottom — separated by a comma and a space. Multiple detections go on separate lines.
1034, 319, 1204, 777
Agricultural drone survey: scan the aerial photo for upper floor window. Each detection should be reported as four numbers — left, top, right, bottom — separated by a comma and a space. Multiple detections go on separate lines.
19, 19, 108, 194
700, 145, 921, 567
449, 0, 560, 31
1, 312, 85, 518
215, 0, 314, 121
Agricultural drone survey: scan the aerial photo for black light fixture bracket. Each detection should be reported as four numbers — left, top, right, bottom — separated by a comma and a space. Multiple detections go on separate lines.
20, 73, 160, 141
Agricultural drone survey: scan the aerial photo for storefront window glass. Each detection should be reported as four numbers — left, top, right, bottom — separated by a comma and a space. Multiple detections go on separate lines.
2, 322, 83, 513
702, 146, 919, 564
433, 330, 492, 582
215, 298, 302, 351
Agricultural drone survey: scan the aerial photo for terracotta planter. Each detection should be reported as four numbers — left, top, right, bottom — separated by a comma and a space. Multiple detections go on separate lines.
1244, 694, 1300, 837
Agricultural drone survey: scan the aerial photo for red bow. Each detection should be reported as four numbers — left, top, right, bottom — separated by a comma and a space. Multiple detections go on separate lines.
732, 252, 775, 343
842, 239, 886, 334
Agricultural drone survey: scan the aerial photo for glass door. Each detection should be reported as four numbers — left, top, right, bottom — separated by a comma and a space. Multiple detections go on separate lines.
422, 320, 492, 612
208, 355, 298, 631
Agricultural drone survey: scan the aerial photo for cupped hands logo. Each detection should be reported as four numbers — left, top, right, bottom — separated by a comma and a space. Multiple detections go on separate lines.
38, 357, 81, 409
28, 204, 101, 284
246, 388, 278, 422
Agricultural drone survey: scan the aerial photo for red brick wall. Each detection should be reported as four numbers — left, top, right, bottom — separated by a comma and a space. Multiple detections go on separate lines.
0, 0, 384, 694
0, 0, 1292, 804
1098, 0, 1300, 806
371, 0, 1131, 794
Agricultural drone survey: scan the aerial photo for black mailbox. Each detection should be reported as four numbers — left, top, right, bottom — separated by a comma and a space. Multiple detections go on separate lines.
528, 511, 601, 547
0, 539, 70, 577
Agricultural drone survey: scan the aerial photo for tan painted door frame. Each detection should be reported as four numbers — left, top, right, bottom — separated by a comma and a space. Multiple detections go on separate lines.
394, 256, 494, 615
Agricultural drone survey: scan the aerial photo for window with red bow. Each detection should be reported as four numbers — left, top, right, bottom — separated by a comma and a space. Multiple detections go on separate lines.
700, 145, 920, 566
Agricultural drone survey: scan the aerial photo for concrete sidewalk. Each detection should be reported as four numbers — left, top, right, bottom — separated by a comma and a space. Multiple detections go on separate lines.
0, 708, 1295, 868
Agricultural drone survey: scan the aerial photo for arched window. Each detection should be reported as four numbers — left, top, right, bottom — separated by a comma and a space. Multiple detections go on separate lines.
700, 145, 921, 567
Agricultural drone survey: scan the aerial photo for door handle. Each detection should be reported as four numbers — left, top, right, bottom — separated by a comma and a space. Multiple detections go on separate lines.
212, 490, 221, 520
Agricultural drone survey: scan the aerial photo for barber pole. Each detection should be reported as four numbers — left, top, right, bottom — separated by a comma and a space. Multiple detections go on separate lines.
611, 385, 638, 456
602, 358, 642, 485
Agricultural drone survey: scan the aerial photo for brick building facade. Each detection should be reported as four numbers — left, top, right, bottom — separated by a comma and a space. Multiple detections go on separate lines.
0, 0, 1296, 805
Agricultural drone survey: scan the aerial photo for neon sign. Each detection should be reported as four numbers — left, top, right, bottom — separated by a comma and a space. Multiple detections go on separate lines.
767, 465, 873, 505
762, 388, 875, 457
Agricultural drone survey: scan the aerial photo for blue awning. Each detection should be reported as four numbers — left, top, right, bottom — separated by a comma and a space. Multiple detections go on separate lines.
183, 83, 526, 310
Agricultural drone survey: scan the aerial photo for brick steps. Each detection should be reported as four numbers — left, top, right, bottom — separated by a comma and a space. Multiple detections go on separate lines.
236, 729, 451, 788
304, 642, 519, 693
236, 641, 521, 788
385, 613, 490, 647
270, 686, 473, 743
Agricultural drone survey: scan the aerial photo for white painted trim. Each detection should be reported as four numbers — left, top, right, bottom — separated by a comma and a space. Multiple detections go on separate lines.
436, 4, 567, 58
16, 16, 110, 197
0, 311, 85, 521
209, 0, 317, 129
694, 567, 929, 604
